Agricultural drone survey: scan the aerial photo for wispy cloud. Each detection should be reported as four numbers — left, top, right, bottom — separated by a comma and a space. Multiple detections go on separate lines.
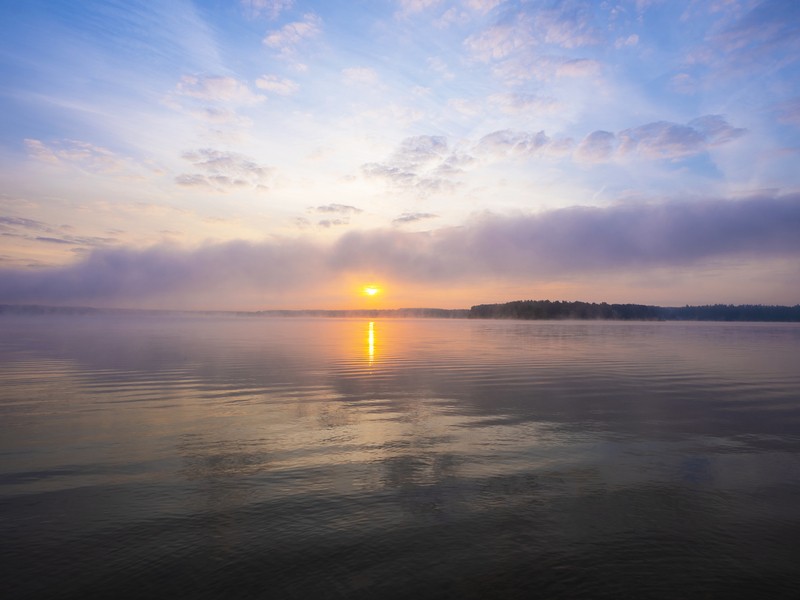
487, 92, 562, 115
392, 212, 439, 225
241, 0, 293, 20
0, 215, 117, 250
255, 74, 299, 95
464, 16, 534, 62
312, 204, 363, 215
342, 67, 380, 86
25, 139, 153, 177
263, 12, 322, 58
476, 129, 573, 158
176, 149, 274, 192
173, 75, 264, 106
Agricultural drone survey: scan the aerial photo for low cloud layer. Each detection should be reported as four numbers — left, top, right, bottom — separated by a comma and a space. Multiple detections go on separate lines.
1, 194, 798, 307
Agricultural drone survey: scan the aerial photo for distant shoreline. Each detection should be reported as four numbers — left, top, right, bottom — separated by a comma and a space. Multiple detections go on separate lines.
2, 300, 800, 322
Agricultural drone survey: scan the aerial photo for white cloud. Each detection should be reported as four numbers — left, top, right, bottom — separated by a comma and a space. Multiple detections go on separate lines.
255, 74, 300, 95
312, 204, 363, 215
176, 148, 274, 192
393, 212, 439, 225
435, 7, 469, 28
556, 58, 601, 77
476, 129, 572, 158
534, 6, 602, 48
488, 92, 562, 115
263, 12, 322, 56
615, 34, 639, 48
428, 56, 455, 80
447, 98, 482, 117
187, 107, 254, 127
174, 75, 264, 106
464, 17, 534, 62
362, 135, 466, 196
342, 67, 380, 86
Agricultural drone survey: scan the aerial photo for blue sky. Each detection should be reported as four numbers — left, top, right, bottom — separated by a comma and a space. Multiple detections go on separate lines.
1, 0, 798, 309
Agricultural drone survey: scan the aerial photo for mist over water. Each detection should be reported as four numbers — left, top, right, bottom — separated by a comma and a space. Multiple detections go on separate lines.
1, 315, 799, 599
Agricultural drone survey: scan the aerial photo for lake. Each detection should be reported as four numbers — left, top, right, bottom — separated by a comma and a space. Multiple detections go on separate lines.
1, 315, 799, 599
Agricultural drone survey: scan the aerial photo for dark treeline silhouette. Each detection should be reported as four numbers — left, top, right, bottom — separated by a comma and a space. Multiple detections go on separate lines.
469, 300, 800, 322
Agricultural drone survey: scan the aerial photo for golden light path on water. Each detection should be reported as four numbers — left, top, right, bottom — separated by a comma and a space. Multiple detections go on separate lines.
368, 321, 375, 366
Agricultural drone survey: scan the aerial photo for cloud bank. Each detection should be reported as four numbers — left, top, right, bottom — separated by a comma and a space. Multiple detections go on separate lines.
1, 194, 798, 306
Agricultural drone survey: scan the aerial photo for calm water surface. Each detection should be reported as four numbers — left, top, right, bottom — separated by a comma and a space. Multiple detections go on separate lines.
1, 315, 799, 599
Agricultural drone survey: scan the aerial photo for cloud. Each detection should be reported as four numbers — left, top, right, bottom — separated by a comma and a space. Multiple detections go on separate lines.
2, 194, 798, 305
0, 216, 53, 232
341, 67, 380, 86
490, 53, 600, 83
709, 0, 800, 68
464, 4, 601, 61
241, 0, 293, 20
464, 16, 534, 62
487, 92, 562, 115
392, 212, 439, 225
435, 7, 469, 28
575, 130, 616, 163
263, 12, 322, 56
618, 116, 746, 160
186, 107, 254, 126
361, 135, 468, 195
312, 204, 363, 215
24, 139, 147, 176
670, 73, 695, 94
427, 57, 455, 80
534, 5, 602, 48
255, 74, 299, 95
463, 0, 504, 13
476, 129, 573, 158
573, 116, 746, 163
318, 219, 349, 228
555, 58, 601, 77
176, 149, 274, 192
615, 34, 639, 49
688, 115, 747, 145
174, 75, 264, 106
0, 215, 117, 250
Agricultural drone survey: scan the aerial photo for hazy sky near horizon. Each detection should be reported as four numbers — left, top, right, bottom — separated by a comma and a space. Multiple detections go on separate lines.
1, 0, 799, 309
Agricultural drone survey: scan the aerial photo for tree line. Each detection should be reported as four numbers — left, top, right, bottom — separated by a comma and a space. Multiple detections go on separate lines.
468, 300, 800, 322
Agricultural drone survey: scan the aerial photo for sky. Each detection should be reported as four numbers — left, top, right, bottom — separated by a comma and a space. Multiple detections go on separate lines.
0, 0, 799, 310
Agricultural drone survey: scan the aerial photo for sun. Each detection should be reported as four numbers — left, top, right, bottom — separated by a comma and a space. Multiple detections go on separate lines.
363, 285, 381, 296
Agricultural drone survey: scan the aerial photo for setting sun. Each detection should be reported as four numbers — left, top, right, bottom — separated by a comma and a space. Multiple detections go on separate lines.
363, 285, 380, 296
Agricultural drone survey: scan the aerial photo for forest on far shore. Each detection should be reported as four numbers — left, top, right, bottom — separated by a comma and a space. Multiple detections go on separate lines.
468, 300, 800, 322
